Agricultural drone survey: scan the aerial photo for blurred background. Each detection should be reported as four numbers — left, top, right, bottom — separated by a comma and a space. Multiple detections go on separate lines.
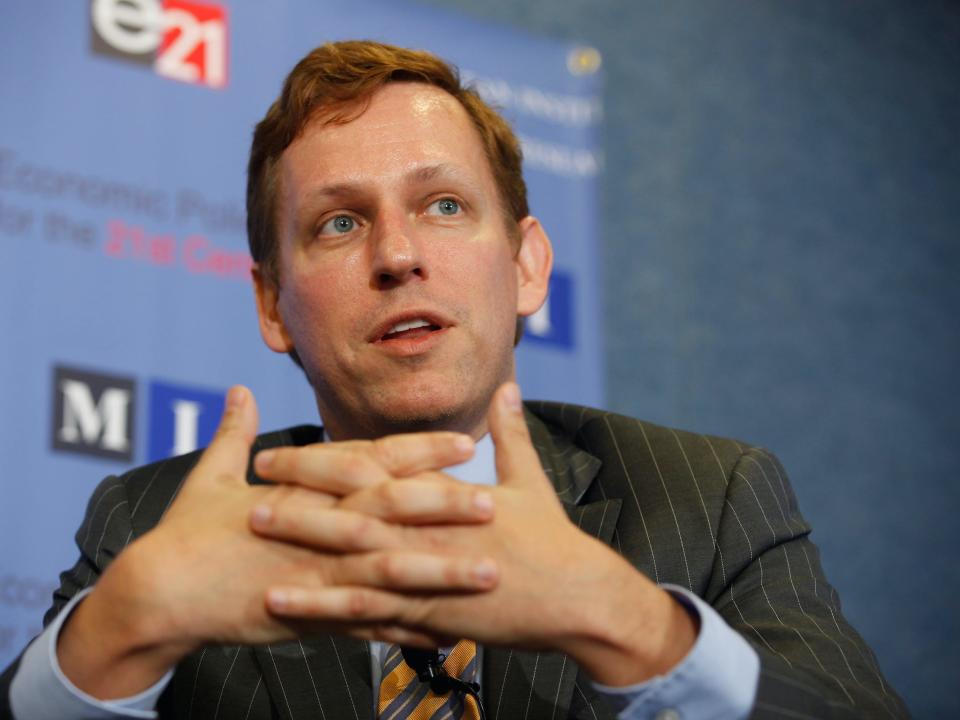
2, 1, 958, 716
423, 2, 958, 716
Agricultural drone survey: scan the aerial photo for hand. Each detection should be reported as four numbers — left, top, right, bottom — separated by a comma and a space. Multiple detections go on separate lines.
260, 383, 698, 685
56, 386, 495, 699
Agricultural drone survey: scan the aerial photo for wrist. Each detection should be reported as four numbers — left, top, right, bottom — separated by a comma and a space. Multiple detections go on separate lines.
560, 558, 697, 686
57, 541, 198, 699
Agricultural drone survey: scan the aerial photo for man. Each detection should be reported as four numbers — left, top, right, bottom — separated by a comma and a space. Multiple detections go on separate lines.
1, 41, 907, 719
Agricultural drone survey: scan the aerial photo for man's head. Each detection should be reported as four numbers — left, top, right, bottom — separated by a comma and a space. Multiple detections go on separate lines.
249, 41, 552, 440
247, 40, 529, 285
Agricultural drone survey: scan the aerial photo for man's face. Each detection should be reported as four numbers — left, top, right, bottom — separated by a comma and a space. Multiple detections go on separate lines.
254, 82, 550, 440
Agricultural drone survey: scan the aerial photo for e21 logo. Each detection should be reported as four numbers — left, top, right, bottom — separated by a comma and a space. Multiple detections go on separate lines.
90, 0, 228, 89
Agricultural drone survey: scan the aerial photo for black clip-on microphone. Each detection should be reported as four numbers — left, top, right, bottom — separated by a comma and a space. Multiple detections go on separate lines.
400, 647, 487, 720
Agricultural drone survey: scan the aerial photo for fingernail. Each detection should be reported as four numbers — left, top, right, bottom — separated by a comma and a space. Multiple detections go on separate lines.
267, 589, 288, 610
501, 383, 521, 413
226, 386, 246, 409
454, 434, 474, 454
251, 504, 273, 527
473, 491, 494, 514
255, 450, 275, 471
472, 559, 498, 585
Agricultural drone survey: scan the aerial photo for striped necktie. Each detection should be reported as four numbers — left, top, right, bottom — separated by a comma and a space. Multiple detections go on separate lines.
377, 641, 481, 720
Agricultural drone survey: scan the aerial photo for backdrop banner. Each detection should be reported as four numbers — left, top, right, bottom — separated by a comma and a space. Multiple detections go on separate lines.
0, 0, 603, 666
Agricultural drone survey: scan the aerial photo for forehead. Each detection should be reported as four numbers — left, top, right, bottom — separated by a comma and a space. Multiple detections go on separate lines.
279, 82, 495, 198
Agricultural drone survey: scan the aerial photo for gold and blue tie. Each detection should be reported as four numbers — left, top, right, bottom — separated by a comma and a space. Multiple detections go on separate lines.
376, 641, 480, 720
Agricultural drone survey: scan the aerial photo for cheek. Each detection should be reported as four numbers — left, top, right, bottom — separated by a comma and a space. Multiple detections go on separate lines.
457, 248, 520, 331
287, 249, 364, 308
277, 271, 342, 342
438, 237, 516, 287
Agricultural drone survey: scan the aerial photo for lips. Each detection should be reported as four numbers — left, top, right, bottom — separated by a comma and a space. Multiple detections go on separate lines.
369, 311, 452, 343
382, 318, 438, 340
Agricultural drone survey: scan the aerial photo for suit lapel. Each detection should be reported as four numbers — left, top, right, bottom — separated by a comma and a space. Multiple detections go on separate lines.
525, 406, 602, 506
482, 409, 622, 720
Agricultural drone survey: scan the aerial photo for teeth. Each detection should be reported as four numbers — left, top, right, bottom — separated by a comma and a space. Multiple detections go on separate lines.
387, 318, 432, 334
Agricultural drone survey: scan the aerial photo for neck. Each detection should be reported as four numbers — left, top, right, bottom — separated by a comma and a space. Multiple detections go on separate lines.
319, 402, 491, 442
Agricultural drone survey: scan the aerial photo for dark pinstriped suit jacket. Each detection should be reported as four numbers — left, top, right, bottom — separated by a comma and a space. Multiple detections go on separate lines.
0, 402, 908, 719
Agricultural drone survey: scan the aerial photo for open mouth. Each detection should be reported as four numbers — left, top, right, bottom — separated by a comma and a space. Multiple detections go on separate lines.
370, 312, 450, 345
380, 318, 442, 341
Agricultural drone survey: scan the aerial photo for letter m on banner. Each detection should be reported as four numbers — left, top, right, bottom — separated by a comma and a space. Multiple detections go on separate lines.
51, 366, 136, 461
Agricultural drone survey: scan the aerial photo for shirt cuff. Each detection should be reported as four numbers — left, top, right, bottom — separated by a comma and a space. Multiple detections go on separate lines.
592, 584, 759, 720
10, 588, 173, 719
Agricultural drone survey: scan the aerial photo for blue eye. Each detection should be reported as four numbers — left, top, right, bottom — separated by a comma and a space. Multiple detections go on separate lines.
320, 215, 355, 235
429, 198, 461, 216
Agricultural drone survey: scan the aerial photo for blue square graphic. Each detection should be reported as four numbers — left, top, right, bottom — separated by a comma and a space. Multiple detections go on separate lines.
147, 380, 226, 463
523, 271, 575, 349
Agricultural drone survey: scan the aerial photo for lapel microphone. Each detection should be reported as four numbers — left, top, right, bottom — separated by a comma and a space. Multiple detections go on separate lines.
400, 646, 487, 720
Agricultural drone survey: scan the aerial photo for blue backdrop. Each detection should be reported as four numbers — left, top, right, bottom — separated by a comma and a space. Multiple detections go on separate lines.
421, 1, 960, 717
0, 0, 602, 670
4, 1, 956, 717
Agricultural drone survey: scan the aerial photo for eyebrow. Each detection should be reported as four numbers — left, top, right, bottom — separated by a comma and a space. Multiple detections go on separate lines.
410, 163, 459, 184
409, 163, 487, 194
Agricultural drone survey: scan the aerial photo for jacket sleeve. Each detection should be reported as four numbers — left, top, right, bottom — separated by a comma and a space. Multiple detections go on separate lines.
706, 447, 911, 719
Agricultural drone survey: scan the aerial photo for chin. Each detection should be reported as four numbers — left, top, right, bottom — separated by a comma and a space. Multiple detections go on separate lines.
312, 360, 509, 439
377, 390, 465, 428
364, 382, 487, 436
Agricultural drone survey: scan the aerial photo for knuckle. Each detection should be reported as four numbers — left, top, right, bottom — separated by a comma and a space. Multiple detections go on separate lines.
443, 483, 462, 511
421, 528, 445, 552
508, 419, 530, 442
265, 447, 286, 471
264, 487, 300, 528
312, 561, 335, 588
266, 484, 294, 505
442, 560, 461, 585
373, 624, 414, 645
341, 452, 374, 485
314, 492, 337, 509
372, 437, 400, 471
377, 482, 402, 514
273, 448, 299, 477
215, 410, 238, 434
437, 432, 462, 456
345, 514, 372, 548
347, 589, 371, 618
371, 624, 392, 642
375, 553, 402, 584
401, 597, 434, 627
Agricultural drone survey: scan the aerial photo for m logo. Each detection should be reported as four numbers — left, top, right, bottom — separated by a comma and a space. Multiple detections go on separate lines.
525, 271, 575, 349
147, 380, 224, 462
51, 366, 136, 461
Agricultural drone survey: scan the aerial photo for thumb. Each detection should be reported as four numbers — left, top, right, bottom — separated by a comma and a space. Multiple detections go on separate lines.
488, 382, 549, 490
190, 385, 259, 484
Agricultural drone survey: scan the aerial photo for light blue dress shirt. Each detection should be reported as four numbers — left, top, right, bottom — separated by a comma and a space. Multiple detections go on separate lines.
11, 433, 759, 719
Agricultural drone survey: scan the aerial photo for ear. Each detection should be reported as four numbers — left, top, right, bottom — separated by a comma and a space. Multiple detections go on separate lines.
252, 264, 295, 353
514, 216, 553, 317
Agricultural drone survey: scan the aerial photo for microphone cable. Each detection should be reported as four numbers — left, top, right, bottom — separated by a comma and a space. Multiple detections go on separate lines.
400, 646, 488, 720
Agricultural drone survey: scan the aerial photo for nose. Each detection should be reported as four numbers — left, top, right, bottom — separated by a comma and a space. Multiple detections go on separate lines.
369, 206, 427, 288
